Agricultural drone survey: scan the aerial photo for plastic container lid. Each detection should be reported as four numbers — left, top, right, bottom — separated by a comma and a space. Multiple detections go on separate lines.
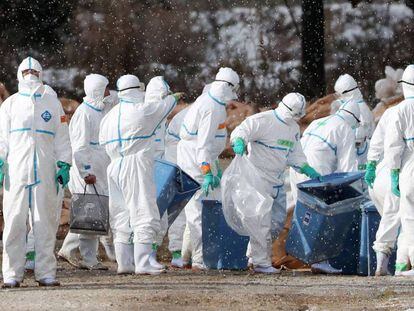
297, 172, 364, 191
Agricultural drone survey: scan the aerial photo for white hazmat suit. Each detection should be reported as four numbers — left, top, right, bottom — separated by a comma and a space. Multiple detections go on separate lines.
177, 68, 239, 269
368, 106, 407, 275
0, 57, 72, 286
60, 74, 112, 270
384, 64, 414, 276
229, 93, 309, 273
100, 75, 177, 274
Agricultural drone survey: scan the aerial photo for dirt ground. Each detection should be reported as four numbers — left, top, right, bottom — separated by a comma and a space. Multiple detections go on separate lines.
1, 253, 414, 311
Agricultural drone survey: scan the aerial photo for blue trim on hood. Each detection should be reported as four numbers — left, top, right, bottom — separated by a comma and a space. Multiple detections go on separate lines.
83, 101, 103, 112
208, 91, 226, 106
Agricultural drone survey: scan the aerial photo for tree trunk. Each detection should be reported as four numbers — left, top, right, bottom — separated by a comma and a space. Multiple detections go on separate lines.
301, 0, 326, 99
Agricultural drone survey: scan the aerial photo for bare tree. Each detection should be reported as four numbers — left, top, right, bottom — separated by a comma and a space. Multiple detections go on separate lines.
301, 0, 325, 99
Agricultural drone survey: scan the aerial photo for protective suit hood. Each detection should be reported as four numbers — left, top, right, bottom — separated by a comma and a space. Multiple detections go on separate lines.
210, 67, 240, 103
83, 74, 109, 110
399, 64, 414, 98
336, 100, 361, 129
117, 74, 145, 103
202, 83, 212, 94
17, 57, 43, 93
275, 92, 306, 123
145, 76, 170, 104
335, 74, 363, 102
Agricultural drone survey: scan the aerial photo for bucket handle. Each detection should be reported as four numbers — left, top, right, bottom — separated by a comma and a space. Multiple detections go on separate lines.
83, 184, 100, 196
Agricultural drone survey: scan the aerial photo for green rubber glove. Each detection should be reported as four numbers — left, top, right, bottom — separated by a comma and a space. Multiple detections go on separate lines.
300, 163, 322, 180
213, 160, 222, 188
202, 172, 215, 196
232, 137, 246, 155
364, 160, 377, 189
0, 158, 4, 188
391, 169, 400, 197
173, 92, 186, 101
56, 161, 71, 189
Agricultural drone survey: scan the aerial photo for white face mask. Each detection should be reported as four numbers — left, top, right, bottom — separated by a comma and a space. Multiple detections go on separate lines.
23, 73, 40, 82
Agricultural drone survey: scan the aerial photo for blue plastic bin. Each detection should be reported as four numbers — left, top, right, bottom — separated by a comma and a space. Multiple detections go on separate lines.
329, 200, 397, 276
155, 159, 200, 225
286, 172, 365, 264
202, 200, 249, 270
328, 210, 361, 275
358, 201, 396, 276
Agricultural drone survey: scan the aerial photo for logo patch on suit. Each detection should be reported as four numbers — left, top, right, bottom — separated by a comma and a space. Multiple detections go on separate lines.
41, 110, 52, 122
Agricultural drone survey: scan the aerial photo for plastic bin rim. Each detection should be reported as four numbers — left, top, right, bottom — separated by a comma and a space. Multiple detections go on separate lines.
297, 172, 364, 190
155, 158, 200, 192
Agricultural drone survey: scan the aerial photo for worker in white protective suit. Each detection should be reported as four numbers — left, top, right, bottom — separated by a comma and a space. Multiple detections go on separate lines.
365, 104, 408, 276
100, 75, 181, 275
290, 98, 360, 274
57, 74, 112, 270
334, 74, 375, 170
383, 64, 414, 277
230, 93, 321, 273
160, 106, 191, 268
24, 85, 65, 272
177, 68, 239, 270
334, 74, 375, 145
58, 89, 117, 270
0, 57, 72, 287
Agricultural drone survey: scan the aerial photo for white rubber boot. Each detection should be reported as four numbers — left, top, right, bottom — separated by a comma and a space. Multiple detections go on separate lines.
102, 243, 117, 262
171, 251, 184, 268
375, 251, 390, 276
134, 243, 165, 275
79, 237, 107, 270
311, 260, 342, 275
37, 277, 60, 287
401, 269, 414, 277
114, 242, 135, 274
149, 244, 165, 269
254, 265, 281, 274
191, 262, 207, 271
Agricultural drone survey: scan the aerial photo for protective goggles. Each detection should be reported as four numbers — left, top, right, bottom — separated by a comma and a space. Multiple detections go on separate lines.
398, 80, 414, 86
342, 86, 359, 94
340, 108, 360, 123
281, 101, 305, 119
215, 79, 239, 93
117, 82, 145, 92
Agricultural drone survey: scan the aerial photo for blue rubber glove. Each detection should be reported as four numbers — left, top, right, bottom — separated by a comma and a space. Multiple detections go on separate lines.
300, 163, 322, 180
0, 158, 4, 188
202, 172, 215, 196
391, 169, 400, 197
232, 137, 246, 155
56, 161, 71, 189
364, 160, 377, 189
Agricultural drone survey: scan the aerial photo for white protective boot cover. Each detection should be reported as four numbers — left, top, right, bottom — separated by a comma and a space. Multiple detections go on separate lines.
149, 248, 165, 269
375, 251, 390, 276
311, 260, 342, 275
134, 243, 165, 275
254, 265, 281, 274
79, 237, 99, 268
114, 242, 135, 274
